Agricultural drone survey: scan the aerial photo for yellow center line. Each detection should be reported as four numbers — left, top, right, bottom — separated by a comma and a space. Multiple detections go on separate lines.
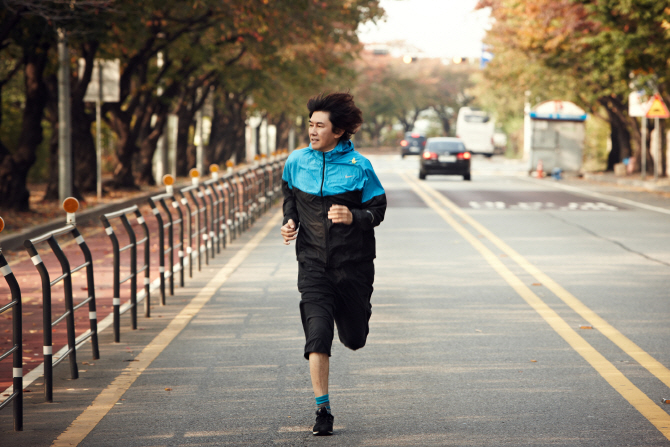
417, 176, 670, 391
52, 210, 284, 447
400, 173, 670, 439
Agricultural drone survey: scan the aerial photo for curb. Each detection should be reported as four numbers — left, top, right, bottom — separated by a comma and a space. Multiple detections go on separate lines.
582, 172, 670, 193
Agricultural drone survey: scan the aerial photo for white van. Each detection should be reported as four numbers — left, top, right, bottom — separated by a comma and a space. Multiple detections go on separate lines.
456, 107, 495, 157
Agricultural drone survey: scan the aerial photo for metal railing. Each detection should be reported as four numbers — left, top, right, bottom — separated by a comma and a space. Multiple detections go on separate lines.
100, 205, 150, 342
168, 193, 186, 288
0, 155, 287, 428
148, 194, 177, 302
202, 179, 221, 256
23, 215, 100, 402
0, 217, 23, 431
181, 184, 208, 270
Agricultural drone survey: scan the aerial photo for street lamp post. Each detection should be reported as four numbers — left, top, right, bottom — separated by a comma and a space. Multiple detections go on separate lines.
58, 29, 72, 202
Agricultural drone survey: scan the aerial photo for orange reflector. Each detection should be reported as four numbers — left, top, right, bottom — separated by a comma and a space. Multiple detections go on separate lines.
163, 174, 175, 186
0, 216, 4, 233
226, 160, 234, 168
63, 197, 79, 214
189, 168, 200, 178
209, 163, 220, 173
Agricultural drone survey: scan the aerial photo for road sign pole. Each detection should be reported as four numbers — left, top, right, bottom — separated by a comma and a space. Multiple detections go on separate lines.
653, 117, 660, 181
641, 117, 647, 180
96, 60, 103, 199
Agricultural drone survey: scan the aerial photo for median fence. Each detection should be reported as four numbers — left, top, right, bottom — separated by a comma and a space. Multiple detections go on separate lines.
0, 156, 286, 431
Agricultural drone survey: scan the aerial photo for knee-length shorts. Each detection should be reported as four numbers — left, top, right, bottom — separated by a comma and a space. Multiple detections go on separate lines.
298, 261, 375, 360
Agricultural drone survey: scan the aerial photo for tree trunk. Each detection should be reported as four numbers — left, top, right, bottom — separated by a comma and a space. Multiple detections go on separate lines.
272, 113, 289, 152
600, 95, 637, 172
0, 41, 50, 210
136, 113, 167, 185
207, 93, 247, 165
175, 107, 194, 176
43, 73, 61, 201
107, 111, 139, 189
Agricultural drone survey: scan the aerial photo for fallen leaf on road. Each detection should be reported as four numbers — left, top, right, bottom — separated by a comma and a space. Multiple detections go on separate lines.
530, 360, 537, 363
165, 388, 172, 391
531, 283, 542, 286
580, 325, 593, 330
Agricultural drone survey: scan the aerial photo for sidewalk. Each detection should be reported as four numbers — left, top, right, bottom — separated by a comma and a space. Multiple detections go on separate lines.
581, 171, 670, 194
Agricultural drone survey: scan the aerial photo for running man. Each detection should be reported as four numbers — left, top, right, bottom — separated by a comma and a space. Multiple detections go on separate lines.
280, 92, 387, 436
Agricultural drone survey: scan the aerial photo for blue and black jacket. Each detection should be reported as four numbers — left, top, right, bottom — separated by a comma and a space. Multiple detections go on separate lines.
282, 140, 386, 268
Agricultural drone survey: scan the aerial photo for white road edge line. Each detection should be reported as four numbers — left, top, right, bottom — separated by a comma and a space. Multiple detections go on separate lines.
525, 178, 670, 216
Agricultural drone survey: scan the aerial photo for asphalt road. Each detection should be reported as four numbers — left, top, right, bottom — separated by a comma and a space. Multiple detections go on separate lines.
3, 154, 670, 446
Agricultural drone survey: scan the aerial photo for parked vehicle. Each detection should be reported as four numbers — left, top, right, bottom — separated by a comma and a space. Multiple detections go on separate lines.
493, 131, 508, 154
400, 132, 427, 158
456, 107, 495, 157
419, 137, 471, 181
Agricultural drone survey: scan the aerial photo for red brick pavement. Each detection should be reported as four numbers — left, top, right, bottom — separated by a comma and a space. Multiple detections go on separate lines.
0, 201, 205, 393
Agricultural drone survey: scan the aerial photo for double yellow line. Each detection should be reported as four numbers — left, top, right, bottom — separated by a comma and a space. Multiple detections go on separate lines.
401, 173, 670, 440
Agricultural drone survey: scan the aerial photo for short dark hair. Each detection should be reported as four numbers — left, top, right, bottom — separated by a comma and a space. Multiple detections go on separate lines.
307, 92, 363, 141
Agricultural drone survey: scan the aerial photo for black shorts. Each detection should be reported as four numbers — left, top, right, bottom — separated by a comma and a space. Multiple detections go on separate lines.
298, 261, 375, 360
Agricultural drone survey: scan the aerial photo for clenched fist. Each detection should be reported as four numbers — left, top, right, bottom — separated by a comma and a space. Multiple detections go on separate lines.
328, 204, 352, 225
281, 219, 298, 245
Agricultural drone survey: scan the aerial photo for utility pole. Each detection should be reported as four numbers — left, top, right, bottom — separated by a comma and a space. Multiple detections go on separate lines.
154, 52, 168, 183
58, 29, 72, 202
523, 90, 532, 162
96, 59, 103, 199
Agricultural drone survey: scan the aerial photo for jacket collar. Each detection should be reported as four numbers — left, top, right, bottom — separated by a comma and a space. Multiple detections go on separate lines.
308, 139, 354, 159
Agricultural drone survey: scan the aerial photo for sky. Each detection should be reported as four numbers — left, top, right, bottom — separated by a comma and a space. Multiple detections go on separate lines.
358, 0, 492, 60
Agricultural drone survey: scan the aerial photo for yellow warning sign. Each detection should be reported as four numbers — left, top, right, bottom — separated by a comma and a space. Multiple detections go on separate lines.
646, 93, 670, 118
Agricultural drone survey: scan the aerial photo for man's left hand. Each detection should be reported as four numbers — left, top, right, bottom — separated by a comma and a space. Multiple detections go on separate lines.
328, 204, 353, 225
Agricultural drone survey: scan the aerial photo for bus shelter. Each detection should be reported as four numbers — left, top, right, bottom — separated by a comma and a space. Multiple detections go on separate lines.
529, 100, 586, 174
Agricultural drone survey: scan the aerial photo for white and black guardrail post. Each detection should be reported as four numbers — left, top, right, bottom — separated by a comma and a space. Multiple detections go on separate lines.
100, 204, 150, 341
212, 169, 229, 251
24, 198, 99, 401
148, 192, 178, 301
164, 175, 186, 288
0, 217, 23, 431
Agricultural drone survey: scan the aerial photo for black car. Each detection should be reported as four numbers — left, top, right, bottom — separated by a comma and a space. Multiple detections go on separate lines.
400, 132, 427, 158
419, 137, 471, 181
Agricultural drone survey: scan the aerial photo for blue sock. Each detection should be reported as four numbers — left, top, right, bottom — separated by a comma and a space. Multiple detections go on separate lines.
316, 394, 331, 413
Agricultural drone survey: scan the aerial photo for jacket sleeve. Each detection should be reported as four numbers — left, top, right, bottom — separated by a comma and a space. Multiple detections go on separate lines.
351, 193, 386, 231
282, 176, 300, 227
351, 163, 386, 231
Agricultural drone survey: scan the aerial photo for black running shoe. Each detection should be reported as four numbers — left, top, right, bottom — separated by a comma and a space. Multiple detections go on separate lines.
312, 407, 334, 436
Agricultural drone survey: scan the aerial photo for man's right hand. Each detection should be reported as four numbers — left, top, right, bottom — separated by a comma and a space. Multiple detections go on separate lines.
281, 219, 298, 245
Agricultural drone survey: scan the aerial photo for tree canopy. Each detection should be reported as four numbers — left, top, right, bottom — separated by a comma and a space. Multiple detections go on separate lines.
0, 0, 384, 210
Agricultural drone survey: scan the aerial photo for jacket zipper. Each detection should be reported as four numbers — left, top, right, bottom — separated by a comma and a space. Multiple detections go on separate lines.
320, 152, 330, 267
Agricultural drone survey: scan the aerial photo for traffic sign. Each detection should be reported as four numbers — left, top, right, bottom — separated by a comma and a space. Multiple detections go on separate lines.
628, 91, 648, 117
645, 93, 670, 119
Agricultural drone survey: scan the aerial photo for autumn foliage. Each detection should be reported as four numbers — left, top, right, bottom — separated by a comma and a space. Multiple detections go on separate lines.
476, 0, 670, 172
